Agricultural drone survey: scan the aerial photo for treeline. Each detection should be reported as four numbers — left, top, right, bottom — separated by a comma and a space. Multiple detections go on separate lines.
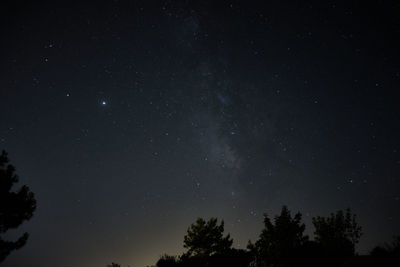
109, 206, 400, 267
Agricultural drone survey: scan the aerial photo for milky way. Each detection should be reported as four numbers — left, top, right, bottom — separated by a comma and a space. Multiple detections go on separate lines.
1, 1, 399, 266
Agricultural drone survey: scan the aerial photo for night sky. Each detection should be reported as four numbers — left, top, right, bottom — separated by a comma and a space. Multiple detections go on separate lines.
1, 1, 400, 266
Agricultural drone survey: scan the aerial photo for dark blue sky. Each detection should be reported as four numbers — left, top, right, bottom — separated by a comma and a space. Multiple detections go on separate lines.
1, 1, 399, 266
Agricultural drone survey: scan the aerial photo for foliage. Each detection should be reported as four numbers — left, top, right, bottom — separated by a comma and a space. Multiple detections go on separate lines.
312, 208, 362, 262
0, 150, 36, 263
153, 217, 251, 267
103, 206, 398, 267
248, 205, 308, 267
156, 254, 179, 267
183, 217, 232, 258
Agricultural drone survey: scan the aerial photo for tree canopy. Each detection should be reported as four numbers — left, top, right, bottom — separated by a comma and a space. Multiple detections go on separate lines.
155, 254, 179, 267
248, 205, 308, 267
0, 150, 36, 263
109, 206, 400, 267
183, 217, 233, 258
312, 208, 362, 262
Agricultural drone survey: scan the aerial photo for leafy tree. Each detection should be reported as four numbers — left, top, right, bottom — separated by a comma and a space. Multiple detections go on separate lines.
183, 217, 233, 258
312, 208, 362, 264
248, 205, 308, 267
156, 254, 179, 267
0, 150, 36, 263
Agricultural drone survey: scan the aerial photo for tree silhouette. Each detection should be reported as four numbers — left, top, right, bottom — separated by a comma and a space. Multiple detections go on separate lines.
156, 254, 179, 267
150, 208, 369, 267
153, 217, 250, 267
183, 217, 233, 258
248, 205, 308, 267
111, 206, 400, 267
312, 208, 362, 265
107, 263, 121, 267
0, 150, 36, 263
370, 235, 400, 266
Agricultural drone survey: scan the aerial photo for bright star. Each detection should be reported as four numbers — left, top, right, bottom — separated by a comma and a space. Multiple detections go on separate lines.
101, 101, 107, 105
